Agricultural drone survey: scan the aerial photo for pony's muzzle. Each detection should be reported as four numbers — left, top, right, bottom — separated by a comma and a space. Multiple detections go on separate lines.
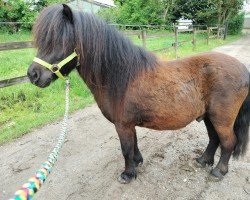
27, 63, 53, 88
27, 66, 40, 84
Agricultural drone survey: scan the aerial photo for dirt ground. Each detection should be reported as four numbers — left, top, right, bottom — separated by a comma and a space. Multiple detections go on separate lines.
1, 36, 250, 200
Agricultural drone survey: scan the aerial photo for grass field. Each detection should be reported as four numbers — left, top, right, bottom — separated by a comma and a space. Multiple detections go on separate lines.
0, 30, 242, 145
0, 30, 32, 43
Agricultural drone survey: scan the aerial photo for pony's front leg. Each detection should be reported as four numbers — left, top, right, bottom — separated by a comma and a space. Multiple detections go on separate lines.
115, 124, 137, 184
134, 133, 143, 166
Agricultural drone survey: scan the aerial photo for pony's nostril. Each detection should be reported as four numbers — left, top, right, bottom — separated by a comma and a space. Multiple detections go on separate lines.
31, 70, 40, 83
33, 71, 38, 78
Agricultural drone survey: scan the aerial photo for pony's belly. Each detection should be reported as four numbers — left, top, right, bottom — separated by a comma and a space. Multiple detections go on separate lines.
139, 114, 198, 130
135, 102, 205, 130
128, 93, 205, 130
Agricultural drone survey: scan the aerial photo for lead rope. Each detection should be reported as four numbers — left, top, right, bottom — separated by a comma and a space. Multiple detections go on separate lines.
9, 79, 70, 200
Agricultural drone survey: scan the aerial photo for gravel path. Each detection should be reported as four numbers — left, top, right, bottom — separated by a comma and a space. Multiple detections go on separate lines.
1, 36, 250, 200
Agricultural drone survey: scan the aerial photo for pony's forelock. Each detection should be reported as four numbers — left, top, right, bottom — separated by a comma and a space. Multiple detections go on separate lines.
33, 4, 75, 55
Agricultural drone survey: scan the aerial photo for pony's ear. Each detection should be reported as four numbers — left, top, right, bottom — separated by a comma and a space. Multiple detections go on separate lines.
62, 4, 73, 23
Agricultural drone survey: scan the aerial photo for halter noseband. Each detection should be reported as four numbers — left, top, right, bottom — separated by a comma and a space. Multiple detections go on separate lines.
33, 51, 79, 80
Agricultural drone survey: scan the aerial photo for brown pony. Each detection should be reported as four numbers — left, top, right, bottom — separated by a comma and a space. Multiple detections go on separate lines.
27, 4, 250, 184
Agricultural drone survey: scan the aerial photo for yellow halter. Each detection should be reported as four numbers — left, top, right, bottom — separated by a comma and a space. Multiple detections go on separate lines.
33, 51, 79, 80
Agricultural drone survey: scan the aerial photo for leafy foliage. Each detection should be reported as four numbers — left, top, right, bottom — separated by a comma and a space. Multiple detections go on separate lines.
100, 0, 166, 25
97, 6, 119, 24
172, 0, 244, 25
100, 0, 244, 30
0, 0, 66, 31
0, 0, 246, 34
228, 12, 245, 35
0, 0, 27, 32
172, 0, 218, 25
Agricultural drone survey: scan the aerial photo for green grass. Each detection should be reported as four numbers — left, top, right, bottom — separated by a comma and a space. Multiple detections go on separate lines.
0, 48, 36, 79
164, 34, 241, 59
0, 30, 32, 43
0, 70, 94, 144
0, 30, 242, 145
131, 32, 241, 59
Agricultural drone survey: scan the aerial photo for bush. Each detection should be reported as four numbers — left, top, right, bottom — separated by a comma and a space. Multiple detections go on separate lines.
0, 0, 27, 32
0, 0, 66, 32
20, 11, 38, 30
97, 8, 119, 24
228, 12, 245, 35
98, 0, 168, 25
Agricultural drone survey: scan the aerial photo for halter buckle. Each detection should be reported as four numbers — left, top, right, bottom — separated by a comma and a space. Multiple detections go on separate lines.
51, 64, 60, 73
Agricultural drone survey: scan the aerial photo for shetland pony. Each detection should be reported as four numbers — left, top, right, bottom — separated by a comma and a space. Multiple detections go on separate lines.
27, 4, 250, 183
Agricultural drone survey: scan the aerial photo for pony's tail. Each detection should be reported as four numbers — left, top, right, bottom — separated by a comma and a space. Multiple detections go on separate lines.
233, 82, 250, 158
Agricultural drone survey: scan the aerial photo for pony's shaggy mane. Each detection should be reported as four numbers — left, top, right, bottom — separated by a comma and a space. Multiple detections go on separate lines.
33, 4, 158, 103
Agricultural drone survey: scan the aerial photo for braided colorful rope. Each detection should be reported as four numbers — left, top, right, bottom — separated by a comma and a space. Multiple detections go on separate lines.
9, 79, 70, 200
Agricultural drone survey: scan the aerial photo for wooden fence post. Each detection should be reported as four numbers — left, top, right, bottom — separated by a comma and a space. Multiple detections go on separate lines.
217, 26, 220, 39
174, 26, 178, 59
192, 28, 196, 50
207, 27, 210, 45
141, 29, 147, 48
224, 22, 228, 40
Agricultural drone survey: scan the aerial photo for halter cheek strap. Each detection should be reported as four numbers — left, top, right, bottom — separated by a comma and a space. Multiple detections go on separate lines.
33, 51, 79, 80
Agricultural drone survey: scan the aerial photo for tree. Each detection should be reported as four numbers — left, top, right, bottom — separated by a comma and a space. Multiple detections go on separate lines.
99, 0, 167, 25
172, 0, 244, 25
212, 0, 244, 25
28, 0, 67, 11
114, 0, 126, 5
162, 0, 175, 21
0, 0, 30, 32
0, 0, 66, 31
172, 0, 217, 24
0, 0, 28, 22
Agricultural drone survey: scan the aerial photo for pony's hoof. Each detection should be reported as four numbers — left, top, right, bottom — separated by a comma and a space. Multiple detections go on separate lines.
195, 157, 206, 168
195, 157, 213, 168
208, 168, 226, 182
118, 175, 131, 184
117, 172, 136, 184
207, 174, 223, 182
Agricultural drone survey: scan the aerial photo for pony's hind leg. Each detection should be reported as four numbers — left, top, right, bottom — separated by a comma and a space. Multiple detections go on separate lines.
196, 116, 220, 167
115, 124, 138, 184
210, 125, 236, 179
204, 84, 246, 180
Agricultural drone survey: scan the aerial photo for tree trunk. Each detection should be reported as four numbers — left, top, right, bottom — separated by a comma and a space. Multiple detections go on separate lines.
217, 0, 223, 25
163, 0, 173, 21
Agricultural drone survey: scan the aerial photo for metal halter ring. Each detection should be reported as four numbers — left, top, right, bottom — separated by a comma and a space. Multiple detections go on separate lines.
51, 65, 60, 73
